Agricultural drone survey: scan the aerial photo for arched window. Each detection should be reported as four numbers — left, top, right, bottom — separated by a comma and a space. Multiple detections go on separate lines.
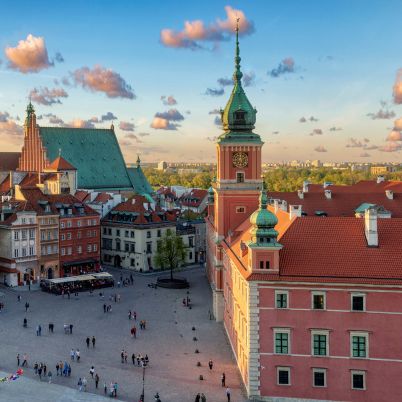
234, 110, 246, 125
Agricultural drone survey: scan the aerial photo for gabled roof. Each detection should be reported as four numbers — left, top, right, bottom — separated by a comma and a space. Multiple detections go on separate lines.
39, 127, 133, 190
0, 152, 20, 171
48, 156, 76, 171
179, 188, 208, 207
126, 166, 154, 197
93, 192, 112, 204
74, 190, 90, 202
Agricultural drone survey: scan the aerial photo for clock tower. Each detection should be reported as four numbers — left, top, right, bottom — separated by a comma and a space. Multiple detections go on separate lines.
206, 21, 264, 321
214, 22, 263, 240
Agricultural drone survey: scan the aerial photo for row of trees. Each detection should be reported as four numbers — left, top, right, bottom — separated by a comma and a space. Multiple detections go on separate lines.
144, 166, 402, 192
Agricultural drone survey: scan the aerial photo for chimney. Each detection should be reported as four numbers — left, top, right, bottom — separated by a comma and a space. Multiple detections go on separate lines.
273, 199, 280, 213
365, 207, 378, 247
297, 189, 304, 199
385, 190, 393, 200
289, 205, 302, 220
324, 189, 332, 199
302, 181, 309, 193
377, 175, 385, 184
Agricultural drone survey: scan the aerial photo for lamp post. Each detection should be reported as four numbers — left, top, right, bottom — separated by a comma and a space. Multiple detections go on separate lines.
140, 361, 147, 401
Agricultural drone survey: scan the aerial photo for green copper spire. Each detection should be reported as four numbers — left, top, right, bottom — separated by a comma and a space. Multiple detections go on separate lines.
25, 101, 35, 126
136, 154, 141, 168
218, 19, 260, 143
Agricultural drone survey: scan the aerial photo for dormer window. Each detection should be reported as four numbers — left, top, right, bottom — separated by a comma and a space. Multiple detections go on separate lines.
234, 109, 246, 125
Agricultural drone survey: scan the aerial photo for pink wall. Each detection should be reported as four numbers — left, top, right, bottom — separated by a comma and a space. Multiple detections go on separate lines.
258, 285, 402, 402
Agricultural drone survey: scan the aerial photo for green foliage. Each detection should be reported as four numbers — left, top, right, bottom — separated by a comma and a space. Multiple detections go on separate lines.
153, 229, 186, 280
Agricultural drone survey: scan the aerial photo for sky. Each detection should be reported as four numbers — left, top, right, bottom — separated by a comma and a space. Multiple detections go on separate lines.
0, 0, 402, 164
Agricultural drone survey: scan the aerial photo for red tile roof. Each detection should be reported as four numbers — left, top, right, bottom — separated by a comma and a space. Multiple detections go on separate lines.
93, 192, 112, 203
224, 205, 402, 284
74, 190, 90, 202
48, 156, 76, 171
306, 180, 402, 193
179, 188, 208, 207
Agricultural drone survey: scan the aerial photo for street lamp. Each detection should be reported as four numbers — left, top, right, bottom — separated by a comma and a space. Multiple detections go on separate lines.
140, 361, 147, 401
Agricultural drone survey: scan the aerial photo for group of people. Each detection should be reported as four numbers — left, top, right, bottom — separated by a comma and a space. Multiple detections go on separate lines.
86, 336, 96, 348
117, 274, 134, 287
56, 361, 72, 377
33, 362, 53, 382
70, 349, 81, 362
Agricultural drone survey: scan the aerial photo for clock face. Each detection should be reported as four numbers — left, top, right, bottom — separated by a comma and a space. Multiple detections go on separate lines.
232, 152, 248, 168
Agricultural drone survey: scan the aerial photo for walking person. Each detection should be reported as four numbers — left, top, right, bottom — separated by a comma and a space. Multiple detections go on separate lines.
78, 378, 83, 392
76, 349, 80, 362
82, 376, 87, 391
34, 362, 38, 375
226, 387, 231, 402
92, 336, 96, 348
95, 373, 99, 389
201, 393, 206, 402
17, 353, 20, 366
70, 349, 75, 361
38, 365, 42, 380
86, 337, 90, 348
48, 370, 52, 383
132, 353, 135, 365
25, 302, 29, 312
89, 366, 95, 378
22, 354, 28, 367
221, 372, 226, 387
195, 393, 201, 402
69, 324, 73, 334
104, 382, 107, 395
208, 359, 213, 370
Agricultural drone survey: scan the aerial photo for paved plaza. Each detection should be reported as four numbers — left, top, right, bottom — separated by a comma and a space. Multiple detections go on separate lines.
0, 267, 247, 402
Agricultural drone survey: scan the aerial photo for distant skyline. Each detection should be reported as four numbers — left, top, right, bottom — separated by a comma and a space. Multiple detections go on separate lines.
0, 0, 402, 163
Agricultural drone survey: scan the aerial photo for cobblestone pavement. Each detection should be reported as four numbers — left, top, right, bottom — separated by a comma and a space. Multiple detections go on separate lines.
0, 267, 247, 402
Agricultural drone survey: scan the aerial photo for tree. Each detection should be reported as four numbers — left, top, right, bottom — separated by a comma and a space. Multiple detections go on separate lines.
154, 229, 186, 281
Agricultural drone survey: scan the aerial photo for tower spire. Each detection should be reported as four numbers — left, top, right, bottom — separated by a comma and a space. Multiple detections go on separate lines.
233, 18, 243, 84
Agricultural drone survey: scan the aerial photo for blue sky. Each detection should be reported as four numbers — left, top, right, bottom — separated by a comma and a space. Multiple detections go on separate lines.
0, 0, 402, 163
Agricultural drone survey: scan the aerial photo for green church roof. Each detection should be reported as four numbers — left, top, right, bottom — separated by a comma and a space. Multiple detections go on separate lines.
40, 126, 133, 190
127, 166, 154, 199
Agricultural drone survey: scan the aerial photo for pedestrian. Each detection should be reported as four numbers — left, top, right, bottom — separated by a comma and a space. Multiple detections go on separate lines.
89, 366, 95, 378
226, 387, 231, 402
95, 373, 99, 389
86, 337, 90, 348
221, 372, 226, 387
43, 364, 47, 376
36, 325, 40, 336
132, 353, 135, 365
82, 376, 87, 391
113, 382, 118, 397
103, 303, 106, 313
22, 354, 28, 367
124, 351, 128, 363
121, 350, 124, 363
78, 378, 83, 392
69, 324, 73, 334
195, 393, 201, 402
92, 336, 96, 348
76, 349, 80, 362
104, 382, 107, 395
23, 317, 27, 328
38, 365, 42, 380
130, 274, 133, 284
25, 302, 29, 312
48, 370, 52, 383
17, 353, 20, 366
56, 362, 59, 376
67, 290, 70, 299
208, 359, 213, 370
70, 349, 75, 361
67, 364, 71, 377
201, 393, 206, 402
128, 310, 131, 320
133, 311, 137, 321
34, 362, 38, 375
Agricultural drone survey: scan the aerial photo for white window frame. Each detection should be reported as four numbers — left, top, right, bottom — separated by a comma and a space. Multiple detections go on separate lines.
351, 370, 366, 390
351, 293, 366, 312
311, 291, 326, 310
276, 366, 291, 386
275, 290, 289, 309
273, 328, 291, 355
350, 332, 369, 359
60, 222, 65, 229
312, 368, 327, 388
67, 221, 72, 228
311, 330, 329, 357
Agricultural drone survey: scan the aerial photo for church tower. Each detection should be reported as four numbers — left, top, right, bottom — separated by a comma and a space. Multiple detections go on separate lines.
206, 21, 264, 321
214, 22, 263, 239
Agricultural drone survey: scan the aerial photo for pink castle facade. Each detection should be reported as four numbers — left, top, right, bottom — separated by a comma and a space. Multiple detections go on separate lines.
206, 27, 402, 402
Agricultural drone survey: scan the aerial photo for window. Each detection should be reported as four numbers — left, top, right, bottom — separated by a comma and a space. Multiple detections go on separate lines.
67, 247, 72, 255
313, 368, 327, 387
77, 246, 82, 254
46, 245, 51, 255
93, 244, 97, 252
87, 219, 91, 226
21, 230, 27, 240
157, 229, 161, 238
60, 222, 65, 229
275, 290, 288, 309
277, 367, 290, 386
260, 261, 264, 269
67, 232, 72, 240
351, 371, 366, 390
61, 234, 65, 241
116, 229, 120, 237
312, 291, 326, 310
87, 230, 91, 237
125, 243, 130, 252
234, 110, 246, 124
130, 231, 135, 238
131, 258, 135, 266
130, 243, 135, 253
41, 246, 46, 256
108, 228, 112, 235
146, 242, 152, 253
189, 236, 194, 247
236, 172, 245, 183
47, 230, 51, 240
14, 249, 19, 258
61, 248, 65, 256
77, 231, 82, 239
125, 230, 129, 238
265, 261, 270, 269
274, 329, 290, 354
351, 332, 368, 358
87, 244, 92, 253
22, 248, 27, 257
29, 229, 35, 239
116, 241, 121, 251
92, 219, 96, 226
351, 294, 365, 311
21, 218, 26, 224
103, 228, 107, 235
236, 206, 245, 213
147, 231, 151, 239
189, 251, 193, 260
77, 220, 82, 227
14, 231, 19, 241
312, 331, 329, 356
40, 231, 45, 241
67, 221, 72, 228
